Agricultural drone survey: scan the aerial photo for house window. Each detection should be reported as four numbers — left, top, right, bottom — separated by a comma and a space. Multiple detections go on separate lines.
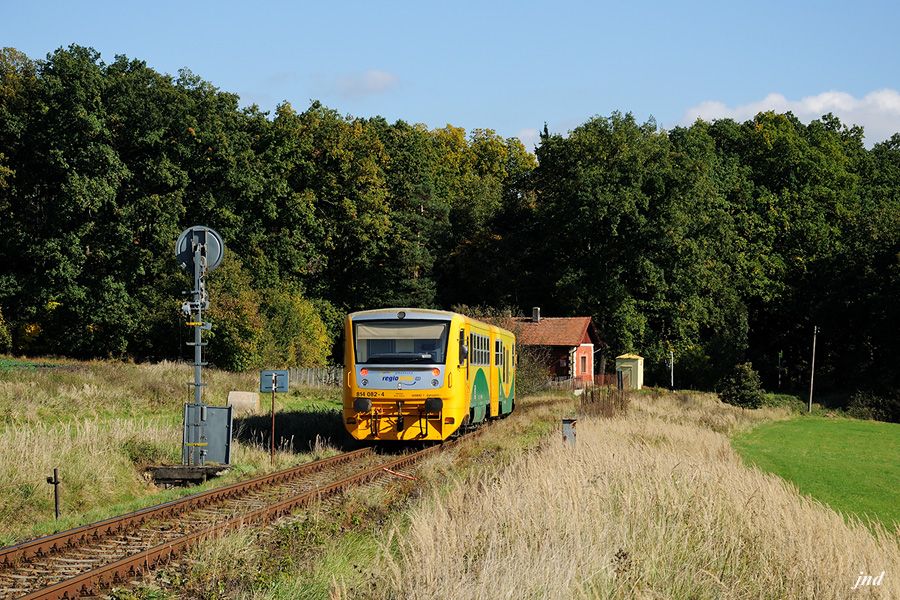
581, 355, 587, 374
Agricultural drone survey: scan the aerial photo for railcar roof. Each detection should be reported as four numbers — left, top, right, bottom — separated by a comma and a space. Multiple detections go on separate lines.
348, 308, 514, 337
349, 308, 456, 320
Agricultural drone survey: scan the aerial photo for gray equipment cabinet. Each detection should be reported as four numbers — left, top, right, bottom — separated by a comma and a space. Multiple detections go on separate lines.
183, 404, 233, 465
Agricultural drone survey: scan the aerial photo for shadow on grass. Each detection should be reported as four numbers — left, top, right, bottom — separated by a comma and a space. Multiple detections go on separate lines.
233, 408, 450, 456
233, 406, 363, 453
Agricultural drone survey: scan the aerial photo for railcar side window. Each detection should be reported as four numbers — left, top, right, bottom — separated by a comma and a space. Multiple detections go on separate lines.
469, 332, 491, 366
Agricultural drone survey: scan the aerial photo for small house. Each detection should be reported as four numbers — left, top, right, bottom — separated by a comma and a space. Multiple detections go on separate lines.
511, 308, 603, 384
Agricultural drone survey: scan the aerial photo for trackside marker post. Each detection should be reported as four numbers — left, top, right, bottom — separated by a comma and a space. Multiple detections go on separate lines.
46, 467, 60, 520
260, 370, 290, 465
271, 373, 275, 464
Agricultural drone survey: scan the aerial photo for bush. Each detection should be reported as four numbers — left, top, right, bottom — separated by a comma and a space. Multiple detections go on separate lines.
516, 344, 553, 396
847, 390, 900, 423
0, 308, 10, 353
206, 256, 273, 372
122, 436, 173, 469
717, 362, 764, 409
761, 393, 805, 413
261, 289, 331, 367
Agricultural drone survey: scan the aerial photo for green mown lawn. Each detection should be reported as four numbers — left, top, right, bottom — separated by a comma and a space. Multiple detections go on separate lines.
732, 417, 900, 530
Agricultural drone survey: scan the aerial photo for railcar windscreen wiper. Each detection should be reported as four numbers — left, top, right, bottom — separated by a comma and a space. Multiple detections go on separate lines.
366, 352, 434, 364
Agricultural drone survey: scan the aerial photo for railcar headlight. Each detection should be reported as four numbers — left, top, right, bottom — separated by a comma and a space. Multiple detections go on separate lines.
362, 378, 368, 386
431, 379, 439, 386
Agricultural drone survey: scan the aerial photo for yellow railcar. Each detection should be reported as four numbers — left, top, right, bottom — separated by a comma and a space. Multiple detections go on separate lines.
343, 308, 515, 441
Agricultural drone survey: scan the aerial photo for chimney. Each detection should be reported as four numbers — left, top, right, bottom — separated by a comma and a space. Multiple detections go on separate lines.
532, 307, 541, 323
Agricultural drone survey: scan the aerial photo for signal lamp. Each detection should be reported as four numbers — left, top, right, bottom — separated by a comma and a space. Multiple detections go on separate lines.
360, 368, 369, 376
432, 368, 440, 376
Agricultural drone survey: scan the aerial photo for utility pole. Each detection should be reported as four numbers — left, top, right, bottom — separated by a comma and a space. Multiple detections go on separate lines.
808, 326, 818, 413
669, 350, 674, 390
777, 350, 782, 389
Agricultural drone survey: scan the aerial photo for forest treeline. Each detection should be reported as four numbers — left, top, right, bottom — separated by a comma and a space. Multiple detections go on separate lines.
0, 46, 897, 409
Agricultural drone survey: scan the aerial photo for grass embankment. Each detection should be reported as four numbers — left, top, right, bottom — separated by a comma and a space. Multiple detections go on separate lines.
373, 392, 899, 599
0, 357, 344, 546
733, 417, 900, 530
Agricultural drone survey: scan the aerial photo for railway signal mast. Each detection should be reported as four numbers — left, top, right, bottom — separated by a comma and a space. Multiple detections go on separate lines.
176, 226, 225, 466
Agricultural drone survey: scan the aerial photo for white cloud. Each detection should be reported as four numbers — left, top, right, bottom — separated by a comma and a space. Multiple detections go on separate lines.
517, 128, 541, 152
335, 69, 399, 98
682, 89, 900, 145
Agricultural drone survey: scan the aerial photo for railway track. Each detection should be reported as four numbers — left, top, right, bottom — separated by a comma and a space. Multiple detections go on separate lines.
0, 441, 454, 600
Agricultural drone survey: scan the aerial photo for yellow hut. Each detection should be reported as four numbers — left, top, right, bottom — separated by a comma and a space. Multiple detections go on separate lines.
615, 353, 644, 390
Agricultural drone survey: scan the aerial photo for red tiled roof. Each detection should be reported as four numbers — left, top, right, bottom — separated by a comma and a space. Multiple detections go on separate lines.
508, 316, 598, 347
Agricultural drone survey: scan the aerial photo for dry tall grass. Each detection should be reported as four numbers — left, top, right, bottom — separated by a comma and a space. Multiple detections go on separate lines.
0, 417, 178, 542
0, 358, 334, 545
629, 389, 791, 435
374, 393, 899, 599
0, 414, 332, 544
0, 358, 256, 426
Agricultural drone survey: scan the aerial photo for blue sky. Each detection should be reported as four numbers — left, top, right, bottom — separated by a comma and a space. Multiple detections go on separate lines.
4, 0, 900, 148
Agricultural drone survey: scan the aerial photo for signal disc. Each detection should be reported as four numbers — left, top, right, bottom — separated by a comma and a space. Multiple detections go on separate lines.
175, 226, 225, 272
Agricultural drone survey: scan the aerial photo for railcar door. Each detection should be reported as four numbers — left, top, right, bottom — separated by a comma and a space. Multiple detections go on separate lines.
459, 323, 470, 420
487, 334, 495, 418
468, 326, 490, 423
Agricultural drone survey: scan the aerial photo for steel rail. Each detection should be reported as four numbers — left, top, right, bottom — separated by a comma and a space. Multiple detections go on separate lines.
18, 444, 446, 600
0, 447, 373, 568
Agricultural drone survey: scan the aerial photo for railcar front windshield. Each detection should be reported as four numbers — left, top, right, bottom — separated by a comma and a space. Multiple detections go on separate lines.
354, 320, 449, 365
